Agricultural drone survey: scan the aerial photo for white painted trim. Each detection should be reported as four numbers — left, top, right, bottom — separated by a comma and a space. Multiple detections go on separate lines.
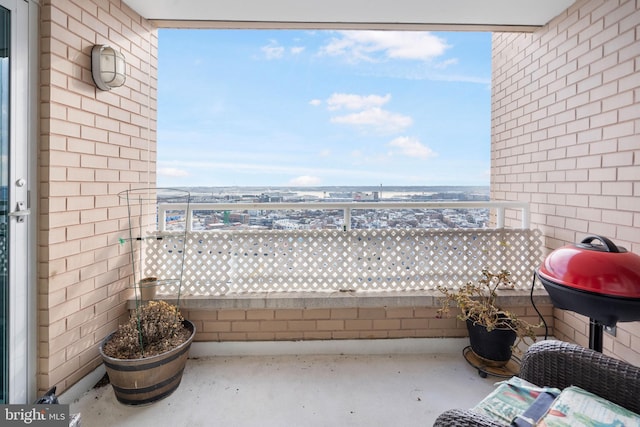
2, 0, 34, 404
58, 365, 106, 405
189, 337, 470, 358
26, 0, 40, 403
123, 0, 575, 28
190, 337, 552, 362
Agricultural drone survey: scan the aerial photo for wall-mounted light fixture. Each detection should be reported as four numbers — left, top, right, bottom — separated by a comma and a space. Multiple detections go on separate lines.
91, 44, 126, 91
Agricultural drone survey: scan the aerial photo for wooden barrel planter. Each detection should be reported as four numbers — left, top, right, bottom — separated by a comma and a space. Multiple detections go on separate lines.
99, 320, 195, 405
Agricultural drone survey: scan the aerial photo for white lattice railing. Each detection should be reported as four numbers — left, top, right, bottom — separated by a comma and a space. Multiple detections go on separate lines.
143, 228, 543, 296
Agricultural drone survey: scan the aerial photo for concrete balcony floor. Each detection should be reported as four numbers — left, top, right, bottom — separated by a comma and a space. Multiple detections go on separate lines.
70, 339, 502, 426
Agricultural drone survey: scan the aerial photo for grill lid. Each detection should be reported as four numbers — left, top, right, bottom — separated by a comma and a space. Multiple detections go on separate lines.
537, 235, 640, 298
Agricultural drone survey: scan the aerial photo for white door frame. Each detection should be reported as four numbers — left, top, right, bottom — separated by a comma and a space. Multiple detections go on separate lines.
1, 0, 37, 403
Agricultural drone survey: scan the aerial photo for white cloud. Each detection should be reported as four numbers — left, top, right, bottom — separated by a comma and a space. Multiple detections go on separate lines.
158, 167, 190, 177
309, 99, 322, 107
261, 40, 285, 59
321, 31, 450, 63
387, 136, 437, 159
331, 107, 412, 133
157, 158, 423, 186
321, 93, 411, 134
319, 149, 331, 157
429, 73, 491, 85
261, 42, 305, 59
435, 58, 459, 69
288, 175, 322, 186
326, 93, 391, 111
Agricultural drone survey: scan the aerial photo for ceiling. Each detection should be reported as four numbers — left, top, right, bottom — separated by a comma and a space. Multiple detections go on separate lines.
123, 0, 576, 31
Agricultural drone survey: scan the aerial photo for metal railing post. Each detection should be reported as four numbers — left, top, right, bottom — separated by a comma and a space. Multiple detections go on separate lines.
521, 205, 529, 229
496, 207, 505, 228
158, 206, 166, 232
186, 207, 193, 232
344, 207, 351, 231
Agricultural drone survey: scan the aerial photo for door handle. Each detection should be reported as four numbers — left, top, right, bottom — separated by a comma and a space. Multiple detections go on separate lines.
8, 202, 30, 223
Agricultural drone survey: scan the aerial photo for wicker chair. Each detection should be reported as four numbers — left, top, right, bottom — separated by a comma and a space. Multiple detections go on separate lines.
433, 340, 640, 427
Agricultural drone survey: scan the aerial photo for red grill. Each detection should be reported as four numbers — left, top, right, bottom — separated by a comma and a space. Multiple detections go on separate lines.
536, 235, 640, 351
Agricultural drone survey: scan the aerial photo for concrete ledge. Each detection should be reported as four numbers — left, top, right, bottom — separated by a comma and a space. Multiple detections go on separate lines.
59, 364, 105, 405
128, 289, 552, 310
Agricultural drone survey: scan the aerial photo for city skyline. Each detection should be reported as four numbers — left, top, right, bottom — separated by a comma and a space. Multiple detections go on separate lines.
157, 30, 492, 188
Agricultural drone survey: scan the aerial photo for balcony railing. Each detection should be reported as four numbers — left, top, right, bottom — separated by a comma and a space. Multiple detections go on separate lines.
139, 201, 541, 296
157, 200, 530, 231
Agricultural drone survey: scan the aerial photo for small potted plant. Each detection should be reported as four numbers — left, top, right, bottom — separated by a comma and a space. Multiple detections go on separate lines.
438, 269, 541, 366
99, 300, 195, 405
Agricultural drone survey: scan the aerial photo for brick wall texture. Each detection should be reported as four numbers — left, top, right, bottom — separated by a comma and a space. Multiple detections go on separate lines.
183, 305, 553, 342
35, 0, 639, 397
491, 0, 640, 365
38, 0, 157, 394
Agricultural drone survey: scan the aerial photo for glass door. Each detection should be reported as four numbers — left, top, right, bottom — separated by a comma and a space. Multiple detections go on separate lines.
0, 3, 9, 404
0, 0, 31, 403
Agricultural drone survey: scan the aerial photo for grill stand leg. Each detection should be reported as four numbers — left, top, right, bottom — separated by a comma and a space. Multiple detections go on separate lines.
589, 318, 604, 352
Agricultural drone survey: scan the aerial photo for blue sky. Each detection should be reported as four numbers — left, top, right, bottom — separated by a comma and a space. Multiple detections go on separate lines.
157, 30, 491, 187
